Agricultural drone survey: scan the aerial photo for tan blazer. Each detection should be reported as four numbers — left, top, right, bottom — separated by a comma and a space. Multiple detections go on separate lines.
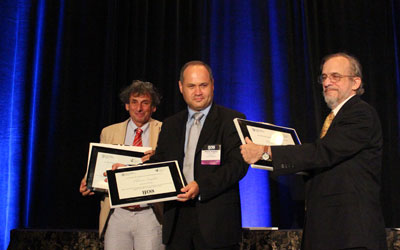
98, 118, 163, 238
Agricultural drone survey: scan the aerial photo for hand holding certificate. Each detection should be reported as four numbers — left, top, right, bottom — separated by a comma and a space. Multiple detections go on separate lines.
234, 118, 301, 170
85, 143, 152, 192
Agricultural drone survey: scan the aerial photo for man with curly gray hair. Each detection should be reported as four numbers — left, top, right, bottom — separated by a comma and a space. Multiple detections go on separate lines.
80, 80, 164, 250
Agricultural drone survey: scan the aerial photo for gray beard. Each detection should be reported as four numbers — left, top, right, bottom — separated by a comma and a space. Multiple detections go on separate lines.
323, 93, 337, 110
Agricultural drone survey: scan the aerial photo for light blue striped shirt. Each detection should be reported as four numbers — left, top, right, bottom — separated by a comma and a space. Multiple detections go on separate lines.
124, 119, 150, 147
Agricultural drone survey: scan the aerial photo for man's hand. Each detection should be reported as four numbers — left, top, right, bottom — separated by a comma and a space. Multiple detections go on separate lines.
102, 163, 126, 183
141, 149, 155, 162
112, 163, 125, 170
177, 181, 200, 202
79, 177, 94, 196
240, 137, 267, 164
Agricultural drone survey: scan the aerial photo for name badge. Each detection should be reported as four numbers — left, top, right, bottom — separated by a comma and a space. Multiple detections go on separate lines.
201, 145, 221, 165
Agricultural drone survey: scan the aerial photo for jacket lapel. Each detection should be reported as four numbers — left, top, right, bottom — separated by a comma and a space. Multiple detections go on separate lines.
116, 119, 129, 144
178, 110, 189, 168
149, 118, 162, 149
330, 95, 359, 128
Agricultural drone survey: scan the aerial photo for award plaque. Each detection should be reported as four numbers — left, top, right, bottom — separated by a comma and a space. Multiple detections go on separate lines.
85, 143, 152, 192
106, 160, 185, 208
234, 118, 301, 170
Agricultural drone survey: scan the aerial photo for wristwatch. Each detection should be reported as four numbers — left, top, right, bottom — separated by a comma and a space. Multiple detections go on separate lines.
261, 146, 270, 161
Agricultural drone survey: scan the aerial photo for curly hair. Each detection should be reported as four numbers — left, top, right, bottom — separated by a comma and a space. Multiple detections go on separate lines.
119, 80, 161, 106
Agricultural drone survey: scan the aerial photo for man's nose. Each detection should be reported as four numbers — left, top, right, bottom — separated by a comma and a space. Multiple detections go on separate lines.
194, 86, 202, 94
323, 78, 333, 88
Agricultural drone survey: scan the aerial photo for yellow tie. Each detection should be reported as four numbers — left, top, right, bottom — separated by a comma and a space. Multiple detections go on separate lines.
320, 112, 335, 138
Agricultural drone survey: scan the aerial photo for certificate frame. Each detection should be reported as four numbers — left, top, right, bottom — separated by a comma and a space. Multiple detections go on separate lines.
106, 160, 185, 208
234, 118, 301, 170
86, 143, 151, 192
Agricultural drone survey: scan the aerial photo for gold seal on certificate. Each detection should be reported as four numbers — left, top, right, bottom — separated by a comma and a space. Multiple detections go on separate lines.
85, 143, 152, 192
233, 118, 301, 170
106, 160, 185, 208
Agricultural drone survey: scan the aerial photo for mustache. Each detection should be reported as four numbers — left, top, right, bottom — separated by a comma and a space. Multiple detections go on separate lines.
324, 86, 338, 92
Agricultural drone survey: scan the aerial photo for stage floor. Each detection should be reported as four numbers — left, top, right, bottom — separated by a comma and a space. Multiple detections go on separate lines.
8, 228, 400, 249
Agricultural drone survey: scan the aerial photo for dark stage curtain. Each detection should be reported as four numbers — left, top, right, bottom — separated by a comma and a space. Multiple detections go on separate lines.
1, 0, 399, 248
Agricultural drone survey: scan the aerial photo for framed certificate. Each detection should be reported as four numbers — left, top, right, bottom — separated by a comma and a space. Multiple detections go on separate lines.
85, 143, 152, 192
106, 160, 185, 208
234, 118, 301, 170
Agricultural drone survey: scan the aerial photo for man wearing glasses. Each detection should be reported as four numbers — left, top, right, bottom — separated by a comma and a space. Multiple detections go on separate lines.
240, 53, 387, 250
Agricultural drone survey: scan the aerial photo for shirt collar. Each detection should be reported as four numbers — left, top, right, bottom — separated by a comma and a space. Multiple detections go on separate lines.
128, 119, 150, 133
331, 94, 356, 116
187, 104, 212, 121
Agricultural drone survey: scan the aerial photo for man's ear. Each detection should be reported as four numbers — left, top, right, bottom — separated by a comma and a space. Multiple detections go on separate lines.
352, 77, 362, 91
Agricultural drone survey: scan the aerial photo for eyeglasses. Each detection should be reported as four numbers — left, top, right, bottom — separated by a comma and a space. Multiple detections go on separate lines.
318, 73, 356, 84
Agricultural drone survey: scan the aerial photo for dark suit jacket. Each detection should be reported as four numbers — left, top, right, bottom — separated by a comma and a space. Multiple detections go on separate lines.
271, 96, 387, 250
153, 103, 249, 247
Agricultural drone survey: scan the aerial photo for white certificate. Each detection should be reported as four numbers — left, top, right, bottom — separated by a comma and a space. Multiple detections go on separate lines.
246, 125, 295, 146
85, 143, 152, 192
107, 161, 185, 208
92, 152, 143, 190
115, 166, 175, 199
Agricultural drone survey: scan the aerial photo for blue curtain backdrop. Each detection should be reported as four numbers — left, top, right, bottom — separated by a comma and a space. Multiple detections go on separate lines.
0, 1, 33, 248
1, 0, 400, 249
208, 1, 272, 227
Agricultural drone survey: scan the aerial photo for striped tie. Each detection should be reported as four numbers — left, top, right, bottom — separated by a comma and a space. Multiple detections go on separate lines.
126, 128, 143, 210
320, 112, 335, 138
133, 128, 143, 146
